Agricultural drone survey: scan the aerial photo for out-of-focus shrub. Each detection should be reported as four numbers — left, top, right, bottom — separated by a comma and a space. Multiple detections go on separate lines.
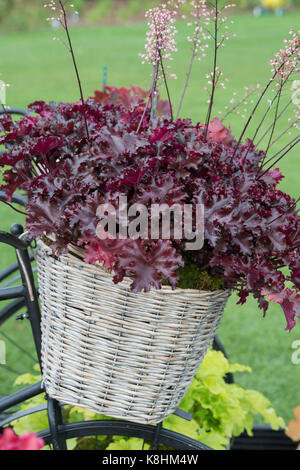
0, 0, 299, 33
0, 0, 47, 32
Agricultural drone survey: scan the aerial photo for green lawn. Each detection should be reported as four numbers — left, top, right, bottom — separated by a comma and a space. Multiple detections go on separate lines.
0, 11, 299, 423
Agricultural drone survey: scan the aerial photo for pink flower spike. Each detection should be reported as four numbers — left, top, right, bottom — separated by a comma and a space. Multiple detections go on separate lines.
140, 5, 178, 70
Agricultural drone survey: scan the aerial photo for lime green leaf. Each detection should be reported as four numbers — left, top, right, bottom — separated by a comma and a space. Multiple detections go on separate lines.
14, 372, 41, 386
68, 406, 106, 422
107, 438, 149, 451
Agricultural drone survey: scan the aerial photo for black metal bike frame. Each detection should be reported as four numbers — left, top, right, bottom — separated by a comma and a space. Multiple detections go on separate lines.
0, 225, 201, 450
0, 225, 66, 449
0, 107, 30, 117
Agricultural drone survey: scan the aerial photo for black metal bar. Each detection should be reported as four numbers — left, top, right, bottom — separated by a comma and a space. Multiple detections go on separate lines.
8, 224, 42, 367
0, 231, 28, 251
38, 421, 212, 450
0, 286, 25, 301
0, 404, 47, 428
0, 381, 43, 413
0, 191, 27, 208
0, 107, 29, 117
151, 422, 163, 450
213, 335, 228, 357
173, 408, 192, 421
0, 262, 22, 283
15, 247, 42, 367
0, 254, 35, 284
0, 298, 27, 326
1, 274, 23, 289
47, 398, 67, 450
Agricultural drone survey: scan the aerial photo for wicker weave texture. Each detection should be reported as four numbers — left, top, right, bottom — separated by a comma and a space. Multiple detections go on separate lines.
36, 242, 230, 424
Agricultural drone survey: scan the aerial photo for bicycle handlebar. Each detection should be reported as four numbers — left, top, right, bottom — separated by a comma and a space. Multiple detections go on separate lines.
0, 191, 27, 207
0, 107, 30, 117
0, 231, 28, 250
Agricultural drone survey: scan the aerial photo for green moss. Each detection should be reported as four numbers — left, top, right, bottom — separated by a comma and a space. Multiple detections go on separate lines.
163, 256, 225, 291
177, 259, 225, 291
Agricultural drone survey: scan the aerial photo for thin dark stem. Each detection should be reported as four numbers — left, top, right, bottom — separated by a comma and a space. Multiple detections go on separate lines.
252, 66, 296, 152
268, 120, 298, 149
254, 97, 293, 149
176, 46, 197, 120
256, 137, 300, 180
264, 82, 282, 158
137, 98, 150, 134
261, 133, 300, 169
0, 200, 28, 216
176, 14, 202, 121
137, 60, 159, 133
233, 41, 300, 158
231, 65, 285, 159
205, 0, 218, 139
223, 87, 257, 121
158, 50, 173, 121
59, 0, 90, 144
267, 198, 300, 226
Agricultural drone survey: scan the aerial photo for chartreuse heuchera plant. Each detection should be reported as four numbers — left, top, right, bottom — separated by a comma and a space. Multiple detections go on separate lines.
9, 352, 285, 451
0, 0, 299, 330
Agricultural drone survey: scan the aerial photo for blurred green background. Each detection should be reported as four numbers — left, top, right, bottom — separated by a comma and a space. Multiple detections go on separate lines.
0, 0, 299, 32
0, 1, 299, 424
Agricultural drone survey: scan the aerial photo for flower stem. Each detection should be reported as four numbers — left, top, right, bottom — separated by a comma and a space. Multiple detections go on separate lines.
260, 133, 300, 169
176, 43, 197, 121
205, 0, 219, 139
1, 199, 28, 216
158, 50, 173, 121
264, 82, 282, 158
256, 136, 300, 180
231, 69, 281, 159
137, 60, 159, 133
254, 97, 293, 149
59, 0, 90, 144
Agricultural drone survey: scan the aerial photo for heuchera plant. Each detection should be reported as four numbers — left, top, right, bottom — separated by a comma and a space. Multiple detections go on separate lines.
0, 0, 299, 330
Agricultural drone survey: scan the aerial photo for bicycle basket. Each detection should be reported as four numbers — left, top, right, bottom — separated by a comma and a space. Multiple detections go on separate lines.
36, 240, 230, 424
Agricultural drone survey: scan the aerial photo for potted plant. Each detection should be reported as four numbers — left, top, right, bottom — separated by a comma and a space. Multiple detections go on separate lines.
0, 1, 299, 424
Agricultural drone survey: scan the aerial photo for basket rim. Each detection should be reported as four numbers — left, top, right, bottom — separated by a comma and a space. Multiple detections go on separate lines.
36, 237, 231, 297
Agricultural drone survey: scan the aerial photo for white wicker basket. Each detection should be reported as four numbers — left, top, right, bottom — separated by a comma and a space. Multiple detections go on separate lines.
36, 240, 230, 424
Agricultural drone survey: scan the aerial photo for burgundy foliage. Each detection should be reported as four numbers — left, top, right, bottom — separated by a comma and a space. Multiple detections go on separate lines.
0, 96, 299, 330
